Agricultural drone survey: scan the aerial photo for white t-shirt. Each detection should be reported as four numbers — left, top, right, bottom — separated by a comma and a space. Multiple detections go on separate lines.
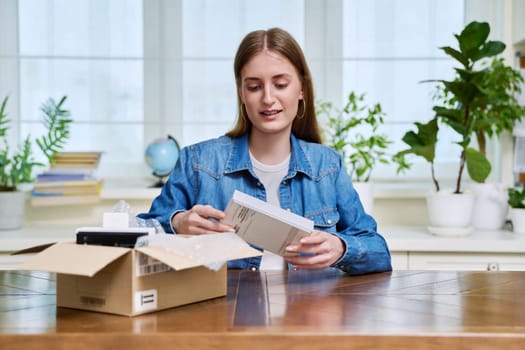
249, 152, 290, 270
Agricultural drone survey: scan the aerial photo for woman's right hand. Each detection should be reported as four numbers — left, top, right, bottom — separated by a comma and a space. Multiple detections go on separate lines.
172, 204, 234, 235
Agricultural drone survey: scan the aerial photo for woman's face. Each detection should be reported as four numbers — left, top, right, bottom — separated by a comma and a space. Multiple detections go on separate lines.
239, 50, 303, 138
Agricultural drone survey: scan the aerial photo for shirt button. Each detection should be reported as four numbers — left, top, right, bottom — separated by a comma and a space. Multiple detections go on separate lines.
282, 180, 287, 184
327, 219, 332, 224
257, 182, 262, 187
250, 267, 257, 271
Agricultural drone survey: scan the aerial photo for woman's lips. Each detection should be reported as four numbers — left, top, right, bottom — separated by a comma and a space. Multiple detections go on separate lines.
260, 109, 282, 118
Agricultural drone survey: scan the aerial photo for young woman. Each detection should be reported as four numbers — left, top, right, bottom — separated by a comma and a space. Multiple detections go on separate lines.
138, 28, 392, 275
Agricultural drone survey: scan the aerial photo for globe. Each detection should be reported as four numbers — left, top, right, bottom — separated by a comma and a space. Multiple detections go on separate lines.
145, 135, 180, 187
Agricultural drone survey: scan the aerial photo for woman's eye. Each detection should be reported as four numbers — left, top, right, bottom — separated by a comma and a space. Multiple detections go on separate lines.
275, 83, 288, 89
246, 85, 261, 91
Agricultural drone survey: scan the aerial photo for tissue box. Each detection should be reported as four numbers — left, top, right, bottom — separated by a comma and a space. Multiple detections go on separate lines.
18, 236, 261, 316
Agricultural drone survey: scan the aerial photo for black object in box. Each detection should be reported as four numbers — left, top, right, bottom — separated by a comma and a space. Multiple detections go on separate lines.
75, 227, 155, 248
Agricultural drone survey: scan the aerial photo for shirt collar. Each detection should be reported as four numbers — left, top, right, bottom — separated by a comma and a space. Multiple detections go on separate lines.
224, 133, 314, 179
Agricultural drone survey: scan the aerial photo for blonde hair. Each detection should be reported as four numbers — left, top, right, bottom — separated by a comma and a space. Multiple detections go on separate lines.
226, 28, 322, 144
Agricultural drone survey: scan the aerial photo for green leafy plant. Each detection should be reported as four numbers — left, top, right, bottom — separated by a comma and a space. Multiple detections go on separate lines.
470, 58, 525, 154
395, 21, 525, 194
0, 95, 72, 191
393, 118, 440, 191
318, 92, 409, 182
508, 183, 525, 209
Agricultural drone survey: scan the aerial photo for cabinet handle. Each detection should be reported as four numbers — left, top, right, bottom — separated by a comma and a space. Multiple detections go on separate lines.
487, 262, 500, 271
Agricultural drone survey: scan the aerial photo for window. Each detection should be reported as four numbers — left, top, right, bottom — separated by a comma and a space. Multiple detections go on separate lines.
167, 0, 304, 145
13, 0, 145, 178
340, 0, 465, 182
2, 0, 474, 184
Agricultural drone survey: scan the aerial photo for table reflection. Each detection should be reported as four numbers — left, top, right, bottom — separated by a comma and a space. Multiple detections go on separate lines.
231, 269, 353, 328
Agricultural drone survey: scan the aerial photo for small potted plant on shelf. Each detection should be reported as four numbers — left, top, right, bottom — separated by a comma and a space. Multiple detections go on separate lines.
0, 95, 72, 230
317, 91, 409, 213
508, 184, 525, 234
395, 21, 524, 235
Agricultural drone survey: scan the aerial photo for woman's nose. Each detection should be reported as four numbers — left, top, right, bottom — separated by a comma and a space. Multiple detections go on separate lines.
262, 86, 275, 105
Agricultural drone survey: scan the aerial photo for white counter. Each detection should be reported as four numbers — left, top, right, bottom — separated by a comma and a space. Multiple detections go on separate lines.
382, 225, 525, 253
0, 224, 75, 270
2, 224, 524, 271
381, 225, 525, 271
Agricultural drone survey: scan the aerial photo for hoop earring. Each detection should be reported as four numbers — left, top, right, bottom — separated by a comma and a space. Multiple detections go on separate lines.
296, 99, 306, 119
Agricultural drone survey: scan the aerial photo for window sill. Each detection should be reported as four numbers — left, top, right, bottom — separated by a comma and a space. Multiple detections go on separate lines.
99, 179, 437, 201
101, 179, 161, 200
372, 182, 431, 199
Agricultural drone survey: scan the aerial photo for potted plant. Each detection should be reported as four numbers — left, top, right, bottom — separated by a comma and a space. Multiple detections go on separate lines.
395, 21, 524, 234
508, 184, 525, 234
435, 31, 525, 230
317, 91, 409, 213
0, 95, 72, 230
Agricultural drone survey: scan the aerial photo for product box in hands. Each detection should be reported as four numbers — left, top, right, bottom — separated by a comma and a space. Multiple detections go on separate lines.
17, 212, 261, 317
222, 190, 314, 256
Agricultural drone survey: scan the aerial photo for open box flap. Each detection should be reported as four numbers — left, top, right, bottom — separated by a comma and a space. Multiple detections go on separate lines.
18, 242, 131, 277
11, 242, 57, 255
136, 236, 262, 271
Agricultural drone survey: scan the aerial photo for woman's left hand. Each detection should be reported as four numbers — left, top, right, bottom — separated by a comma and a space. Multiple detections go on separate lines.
284, 230, 345, 269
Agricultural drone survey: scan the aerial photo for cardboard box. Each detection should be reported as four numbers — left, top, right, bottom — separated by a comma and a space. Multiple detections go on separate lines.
19, 239, 261, 316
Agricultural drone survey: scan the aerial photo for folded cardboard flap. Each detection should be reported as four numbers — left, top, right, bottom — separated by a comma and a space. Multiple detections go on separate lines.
11, 242, 57, 255
18, 234, 263, 277
18, 242, 130, 277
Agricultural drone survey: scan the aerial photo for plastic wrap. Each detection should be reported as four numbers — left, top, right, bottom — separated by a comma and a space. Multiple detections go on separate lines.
136, 232, 250, 271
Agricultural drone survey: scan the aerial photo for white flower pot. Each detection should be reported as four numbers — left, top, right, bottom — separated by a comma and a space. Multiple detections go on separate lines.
510, 208, 525, 234
469, 182, 508, 230
0, 191, 25, 230
426, 190, 475, 236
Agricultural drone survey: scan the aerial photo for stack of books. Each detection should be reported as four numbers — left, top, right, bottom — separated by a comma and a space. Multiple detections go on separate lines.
31, 152, 103, 206
50, 152, 102, 172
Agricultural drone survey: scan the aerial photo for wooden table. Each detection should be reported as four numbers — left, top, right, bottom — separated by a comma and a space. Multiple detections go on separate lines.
1, 269, 524, 349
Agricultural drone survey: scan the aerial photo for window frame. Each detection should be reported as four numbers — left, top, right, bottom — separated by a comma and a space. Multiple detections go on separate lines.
1, 0, 514, 190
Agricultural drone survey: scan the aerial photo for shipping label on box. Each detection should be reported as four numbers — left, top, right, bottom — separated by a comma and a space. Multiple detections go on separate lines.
134, 289, 158, 314
136, 252, 172, 277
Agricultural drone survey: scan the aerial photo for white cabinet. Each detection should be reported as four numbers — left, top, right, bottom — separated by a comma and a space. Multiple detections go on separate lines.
408, 252, 525, 271
390, 252, 409, 270
383, 226, 525, 271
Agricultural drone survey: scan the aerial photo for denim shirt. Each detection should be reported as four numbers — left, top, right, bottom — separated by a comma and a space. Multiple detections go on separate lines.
138, 133, 392, 275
